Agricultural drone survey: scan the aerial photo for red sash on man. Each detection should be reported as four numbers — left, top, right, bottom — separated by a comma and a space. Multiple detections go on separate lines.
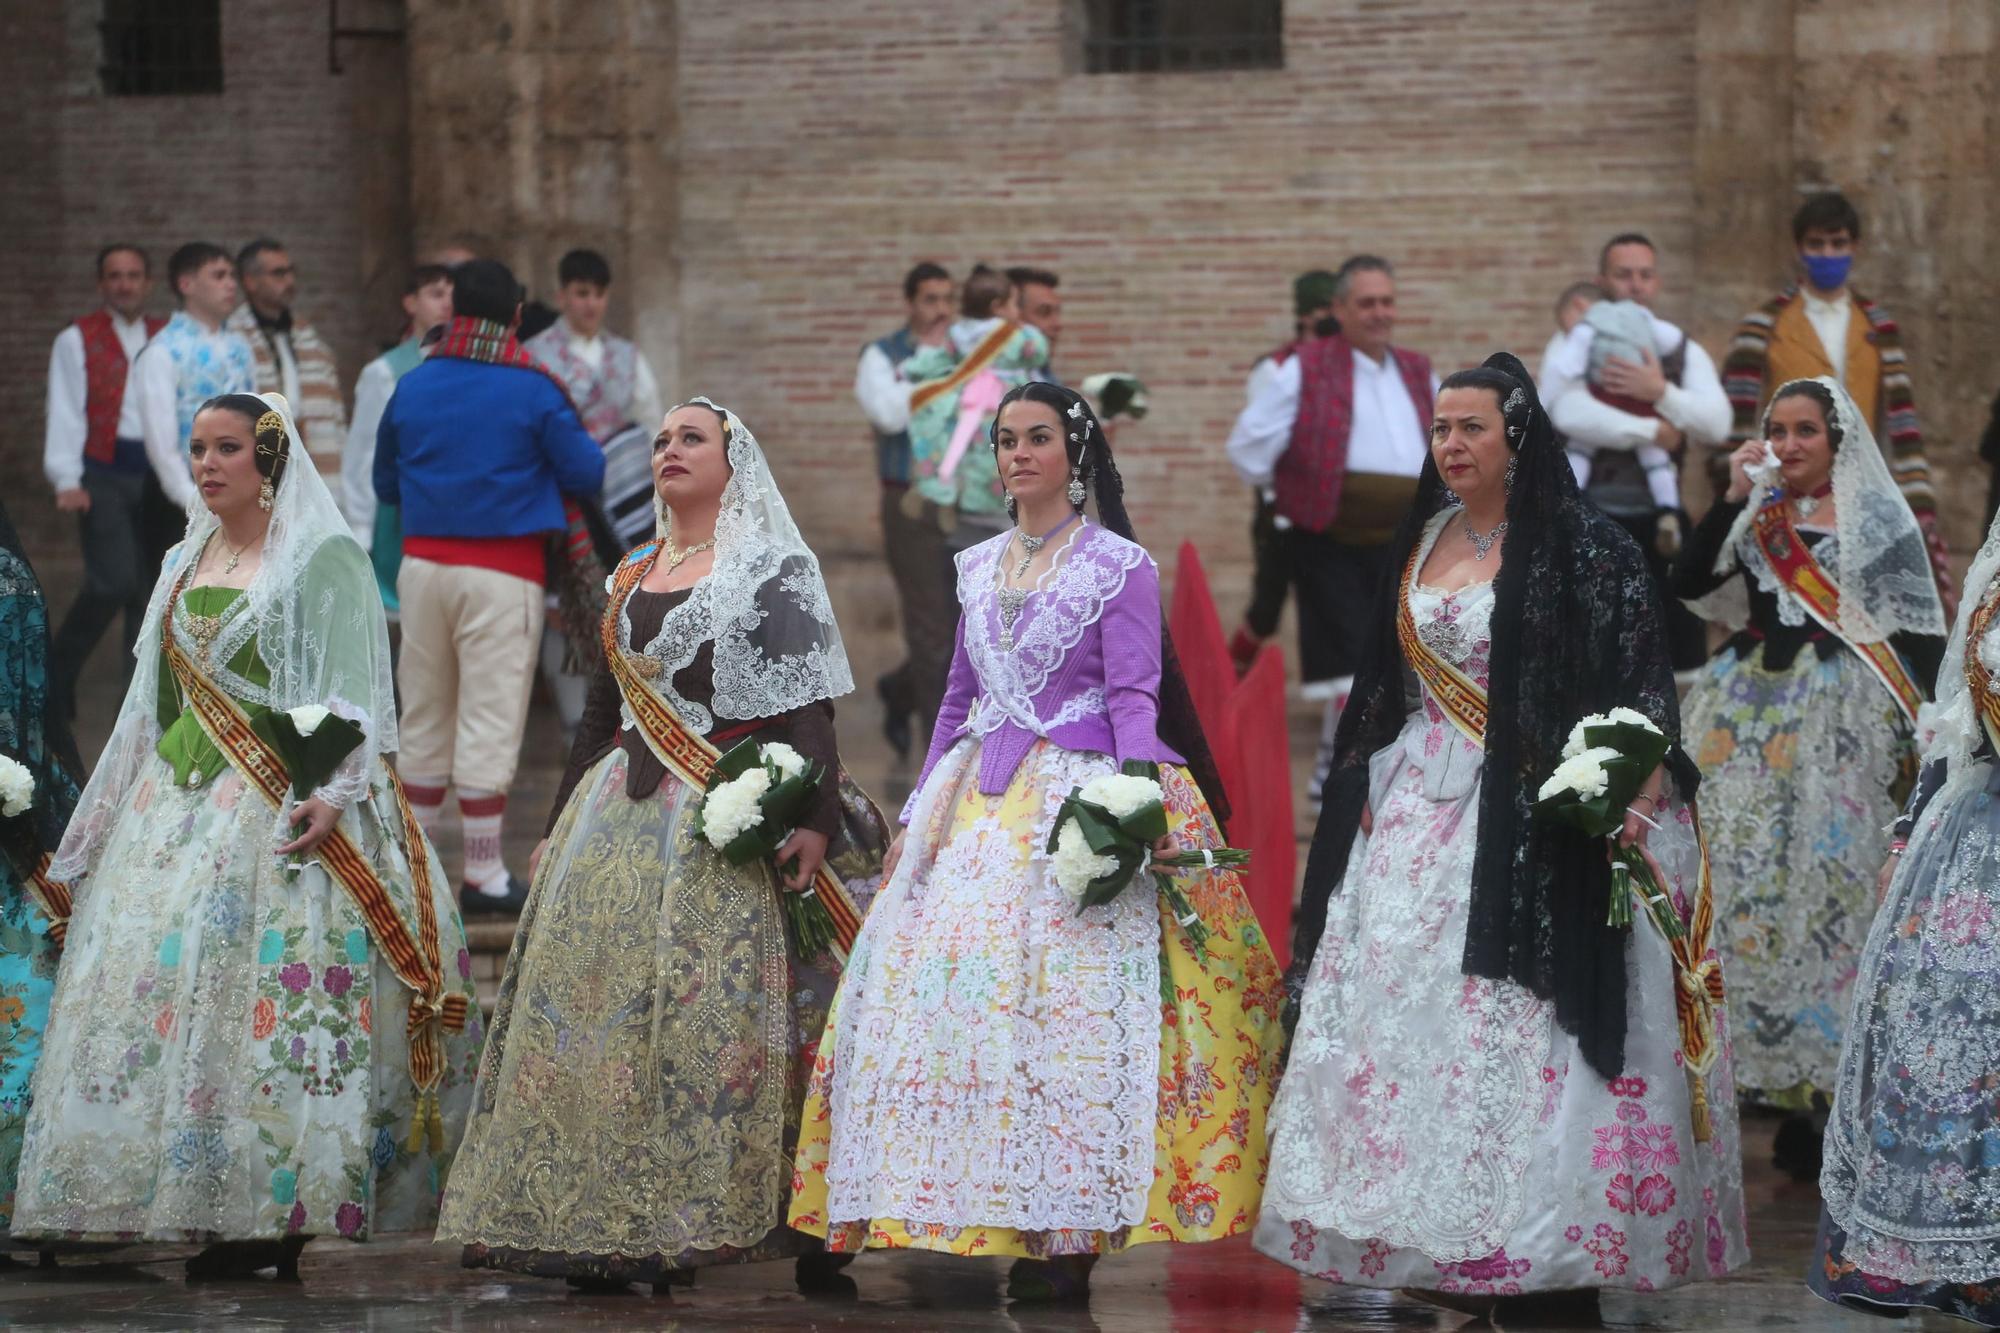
1274, 332, 1432, 535
601, 547, 867, 962
1749, 500, 1925, 724
74, 310, 167, 467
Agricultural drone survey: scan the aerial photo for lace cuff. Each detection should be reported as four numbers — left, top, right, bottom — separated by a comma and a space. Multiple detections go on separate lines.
309, 697, 374, 812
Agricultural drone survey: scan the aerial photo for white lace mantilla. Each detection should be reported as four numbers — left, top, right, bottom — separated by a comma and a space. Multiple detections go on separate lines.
956, 523, 1145, 739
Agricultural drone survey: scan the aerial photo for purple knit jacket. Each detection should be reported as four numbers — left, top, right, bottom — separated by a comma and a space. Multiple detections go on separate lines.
900, 522, 1184, 824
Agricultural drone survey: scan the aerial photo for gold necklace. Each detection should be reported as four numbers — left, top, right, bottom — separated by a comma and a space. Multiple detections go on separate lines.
662, 537, 715, 572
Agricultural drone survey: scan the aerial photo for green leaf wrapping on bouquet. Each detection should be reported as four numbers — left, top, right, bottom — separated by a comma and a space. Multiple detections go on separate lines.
247, 710, 367, 802
708, 737, 765, 787
1533, 754, 1650, 839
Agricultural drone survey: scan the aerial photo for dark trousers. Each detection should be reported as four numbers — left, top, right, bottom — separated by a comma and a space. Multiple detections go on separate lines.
881, 488, 963, 742
50, 466, 183, 720
1244, 493, 1292, 639
1605, 508, 1708, 672
1289, 528, 1394, 686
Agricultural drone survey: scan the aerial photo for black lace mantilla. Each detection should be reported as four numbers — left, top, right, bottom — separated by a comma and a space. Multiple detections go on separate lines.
1288, 353, 1699, 1081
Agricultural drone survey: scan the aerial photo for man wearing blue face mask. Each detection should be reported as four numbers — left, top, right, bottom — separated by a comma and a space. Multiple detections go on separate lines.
1719, 192, 1950, 602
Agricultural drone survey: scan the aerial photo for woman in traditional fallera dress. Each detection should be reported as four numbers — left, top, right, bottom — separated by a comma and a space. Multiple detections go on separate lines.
0, 501, 83, 1245
438, 399, 886, 1295
12, 393, 479, 1280
1256, 354, 1747, 1321
788, 381, 1284, 1303
1674, 376, 1946, 1179
1806, 503, 2000, 1328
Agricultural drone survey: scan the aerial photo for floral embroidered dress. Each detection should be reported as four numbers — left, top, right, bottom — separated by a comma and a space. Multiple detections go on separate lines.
1256, 516, 1749, 1295
0, 537, 81, 1231
1808, 564, 2000, 1328
788, 521, 1284, 1258
438, 576, 887, 1282
1673, 497, 1944, 1106
13, 397, 479, 1246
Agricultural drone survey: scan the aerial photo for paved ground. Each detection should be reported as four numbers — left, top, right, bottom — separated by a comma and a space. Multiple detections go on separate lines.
0, 1148, 1934, 1331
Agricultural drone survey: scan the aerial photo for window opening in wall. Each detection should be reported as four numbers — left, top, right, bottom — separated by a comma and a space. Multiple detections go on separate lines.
1080, 0, 1283, 74
100, 0, 223, 96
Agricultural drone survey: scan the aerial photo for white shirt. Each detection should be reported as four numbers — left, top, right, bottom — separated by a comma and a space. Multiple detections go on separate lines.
557, 324, 665, 434
854, 341, 914, 436
1224, 347, 1438, 488
341, 354, 401, 545
1541, 323, 1732, 455
1801, 288, 1853, 385
268, 327, 302, 407
43, 312, 151, 492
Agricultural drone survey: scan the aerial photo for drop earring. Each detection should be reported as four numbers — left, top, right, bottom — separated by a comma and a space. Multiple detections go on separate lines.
1067, 466, 1086, 510
1503, 456, 1519, 494
258, 477, 275, 511
1005, 492, 1018, 522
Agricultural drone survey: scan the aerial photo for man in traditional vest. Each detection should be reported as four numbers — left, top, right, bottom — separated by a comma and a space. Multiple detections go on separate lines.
1228, 268, 1339, 675
1225, 254, 1437, 799
523, 248, 667, 739
1541, 233, 1730, 674
226, 238, 348, 477
43, 243, 168, 719
342, 262, 455, 614
1721, 191, 1950, 603
854, 260, 954, 758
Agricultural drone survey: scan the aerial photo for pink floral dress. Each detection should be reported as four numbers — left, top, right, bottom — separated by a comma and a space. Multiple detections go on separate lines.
1254, 521, 1750, 1294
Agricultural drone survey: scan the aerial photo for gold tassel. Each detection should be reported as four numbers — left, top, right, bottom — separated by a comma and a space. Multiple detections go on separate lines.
1688, 1069, 1712, 1144
427, 1095, 445, 1155
405, 1089, 435, 1155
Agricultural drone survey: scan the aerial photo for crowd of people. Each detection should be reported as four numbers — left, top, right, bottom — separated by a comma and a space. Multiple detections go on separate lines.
0, 188, 1988, 1326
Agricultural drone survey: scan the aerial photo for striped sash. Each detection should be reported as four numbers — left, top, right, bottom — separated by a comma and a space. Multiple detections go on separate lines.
1750, 501, 1923, 725
1395, 540, 1488, 746
908, 320, 1020, 414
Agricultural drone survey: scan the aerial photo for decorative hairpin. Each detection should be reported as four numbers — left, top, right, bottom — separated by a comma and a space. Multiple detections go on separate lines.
1503, 387, 1525, 415
254, 409, 287, 454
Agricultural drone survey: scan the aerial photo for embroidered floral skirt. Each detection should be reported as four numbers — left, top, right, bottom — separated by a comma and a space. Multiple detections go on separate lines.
1681, 643, 1915, 1105
440, 748, 883, 1280
12, 759, 479, 1243
1809, 761, 2000, 1325
1254, 725, 1749, 1293
0, 865, 58, 1234
787, 737, 1283, 1259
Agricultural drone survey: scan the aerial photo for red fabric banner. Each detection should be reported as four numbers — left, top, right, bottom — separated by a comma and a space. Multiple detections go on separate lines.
1225, 645, 1295, 968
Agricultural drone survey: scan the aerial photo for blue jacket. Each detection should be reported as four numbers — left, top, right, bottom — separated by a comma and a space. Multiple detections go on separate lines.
374, 358, 605, 538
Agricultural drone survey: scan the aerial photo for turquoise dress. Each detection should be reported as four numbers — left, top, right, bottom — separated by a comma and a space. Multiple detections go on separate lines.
0, 546, 82, 1230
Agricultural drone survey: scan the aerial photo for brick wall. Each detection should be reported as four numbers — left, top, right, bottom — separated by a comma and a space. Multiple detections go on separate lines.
0, 0, 409, 563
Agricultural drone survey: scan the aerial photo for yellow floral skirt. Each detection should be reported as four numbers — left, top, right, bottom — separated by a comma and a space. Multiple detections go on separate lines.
787, 738, 1282, 1258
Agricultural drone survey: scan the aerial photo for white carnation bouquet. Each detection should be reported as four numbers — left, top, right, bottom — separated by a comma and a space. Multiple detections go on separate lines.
0, 755, 34, 820
1534, 709, 1682, 935
688, 737, 840, 958
1046, 760, 1247, 961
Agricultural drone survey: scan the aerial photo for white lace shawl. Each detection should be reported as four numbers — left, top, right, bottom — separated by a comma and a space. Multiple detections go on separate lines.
1685, 376, 1945, 645
626, 397, 852, 733
53, 392, 394, 886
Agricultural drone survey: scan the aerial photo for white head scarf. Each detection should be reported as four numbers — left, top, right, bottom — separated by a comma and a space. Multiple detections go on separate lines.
1921, 506, 2000, 773
626, 396, 853, 732
1684, 375, 1946, 645
53, 391, 396, 884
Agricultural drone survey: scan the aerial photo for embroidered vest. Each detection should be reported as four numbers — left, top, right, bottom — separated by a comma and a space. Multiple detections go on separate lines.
75, 310, 166, 465
525, 326, 638, 443
869, 326, 917, 485
1274, 334, 1432, 533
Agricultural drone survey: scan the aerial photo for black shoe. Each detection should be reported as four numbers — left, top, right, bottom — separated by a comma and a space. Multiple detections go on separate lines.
460, 872, 527, 916
796, 1251, 857, 1299
652, 1268, 695, 1295
1773, 1114, 1825, 1184
877, 674, 912, 760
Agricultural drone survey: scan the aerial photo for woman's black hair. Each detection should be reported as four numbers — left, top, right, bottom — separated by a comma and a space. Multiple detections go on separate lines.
196, 393, 290, 490
1438, 366, 1533, 449
988, 381, 1231, 823
1766, 379, 1844, 452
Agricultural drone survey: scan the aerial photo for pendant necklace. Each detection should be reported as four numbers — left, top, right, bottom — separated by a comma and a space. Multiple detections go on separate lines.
663, 536, 715, 572
998, 514, 1080, 648
1462, 513, 1509, 561
1790, 480, 1833, 522
219, 529, 261, 576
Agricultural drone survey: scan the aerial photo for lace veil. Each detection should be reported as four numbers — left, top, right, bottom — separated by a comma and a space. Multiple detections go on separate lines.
52, 392, 395, 885
633, 396, 853, 732
1917, 506, 2000, 773
1686, 376, 1946, 644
